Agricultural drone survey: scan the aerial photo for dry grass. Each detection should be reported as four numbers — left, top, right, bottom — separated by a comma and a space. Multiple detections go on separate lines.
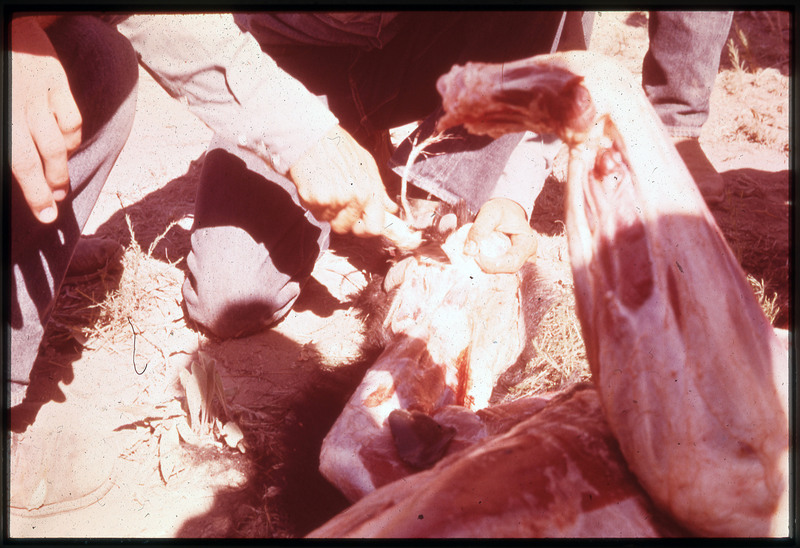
719, 67, 789, 152
45, 264, 121, 354
502, 250, 783, 405
748, 275, 782, 325
718, 13, 790, 152
725, 11, 791, 74
97, 214, 179, 325
489, 223, 592, 403
727, 19, 758, 74
84, 212, 186, 370
515, 291, 590, 397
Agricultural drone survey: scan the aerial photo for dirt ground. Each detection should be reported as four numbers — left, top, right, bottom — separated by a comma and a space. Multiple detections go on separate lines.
7, 11, 791, 538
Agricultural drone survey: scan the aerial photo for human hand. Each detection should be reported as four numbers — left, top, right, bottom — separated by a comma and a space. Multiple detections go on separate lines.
289, 125, 398, 236
11, 16, 82, 223
464, 198, 538, 273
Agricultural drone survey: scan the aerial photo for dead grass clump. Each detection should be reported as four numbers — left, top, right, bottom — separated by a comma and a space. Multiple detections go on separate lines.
718, 68, 788, 152
748, 274, 782, 325
513, 286, 591, 399
501, 271, 782, 404
736, 109, 789, 153
726, 19, 758, 74
492, 229, 591, 402
91, 213, 183, 348
735, 71, 788, 151
723, 12, 791, 75
719, 12, 789, 152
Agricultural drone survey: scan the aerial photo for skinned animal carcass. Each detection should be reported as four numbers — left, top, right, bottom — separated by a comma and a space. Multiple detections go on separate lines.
311, 51, 789, 538
319, 211, 553, 502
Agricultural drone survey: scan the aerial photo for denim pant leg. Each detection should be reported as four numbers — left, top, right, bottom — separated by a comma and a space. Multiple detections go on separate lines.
9, 16, 139, 401
643, 11, 733, 138
182, 137, 330, 339
389, 119, 562, 217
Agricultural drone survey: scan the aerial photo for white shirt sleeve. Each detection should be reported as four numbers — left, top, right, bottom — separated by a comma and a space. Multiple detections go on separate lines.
117, 13, 339, 175
489, 132, 562, 219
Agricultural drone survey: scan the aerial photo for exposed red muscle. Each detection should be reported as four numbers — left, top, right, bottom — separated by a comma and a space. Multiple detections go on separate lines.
364, 384, 395, 408
311, 51, 788, 538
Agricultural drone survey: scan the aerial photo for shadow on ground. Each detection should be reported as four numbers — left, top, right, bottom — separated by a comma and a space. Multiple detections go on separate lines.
172, 316, 379, 537
9, 156, 205, 433
712, 167, 791, 328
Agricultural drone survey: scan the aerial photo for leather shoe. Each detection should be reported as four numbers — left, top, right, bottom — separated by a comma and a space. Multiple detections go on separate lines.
9, 405, 120, 518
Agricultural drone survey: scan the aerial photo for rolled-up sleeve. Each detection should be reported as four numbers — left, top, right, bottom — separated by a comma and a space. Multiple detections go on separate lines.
117, 13, 338, 174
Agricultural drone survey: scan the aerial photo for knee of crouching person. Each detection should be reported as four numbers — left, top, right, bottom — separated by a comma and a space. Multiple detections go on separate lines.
182, 275, 302, 340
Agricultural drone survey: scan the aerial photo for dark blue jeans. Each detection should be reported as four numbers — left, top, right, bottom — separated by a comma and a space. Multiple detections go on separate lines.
185, 12, 588, 338
9, 16, 139, 400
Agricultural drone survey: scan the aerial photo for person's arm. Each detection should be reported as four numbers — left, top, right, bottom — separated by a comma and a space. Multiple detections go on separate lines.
289, 125, 398, 236
11, 15, 83, 223
118, 14, 396, 236
465, 132, 560, 273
